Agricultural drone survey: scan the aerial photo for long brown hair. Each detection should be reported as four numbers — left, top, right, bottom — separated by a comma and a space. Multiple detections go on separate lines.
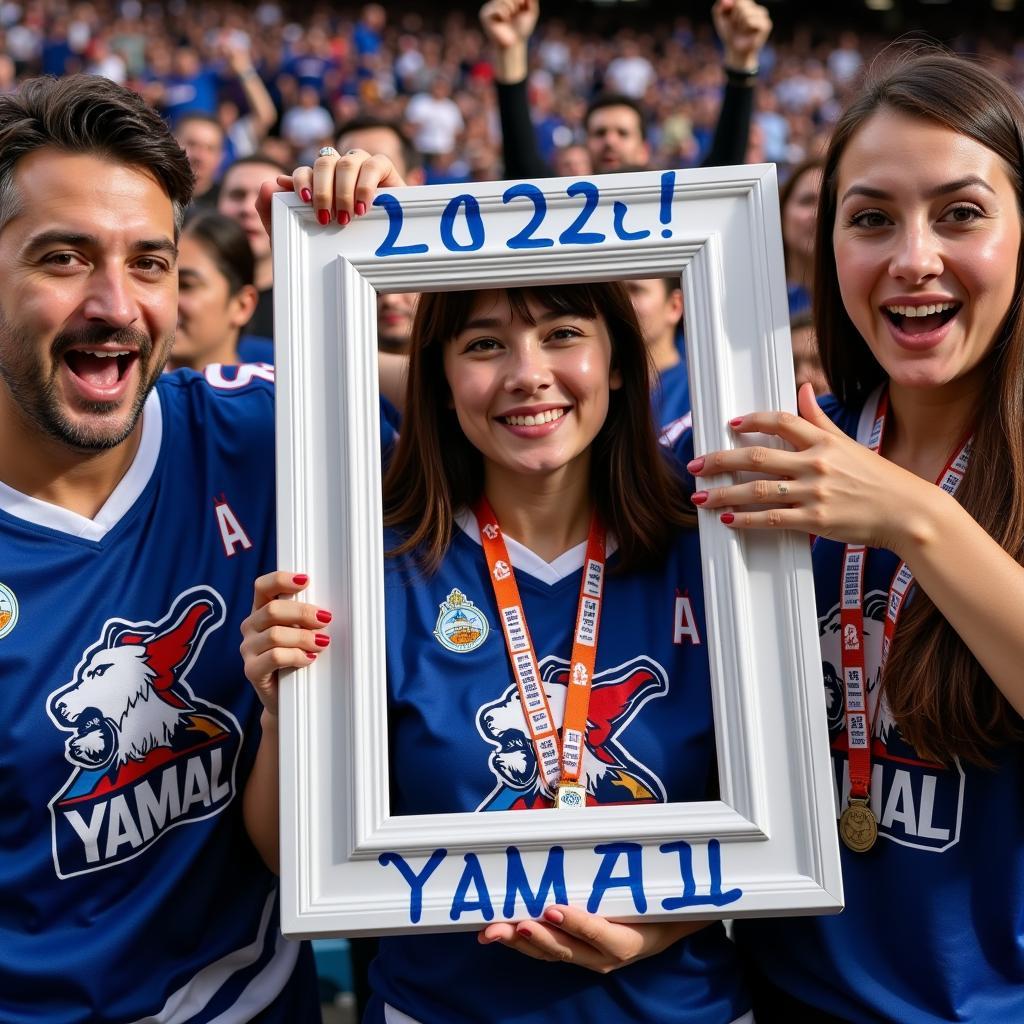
383, 282, 695, 573
814, 51, 1024, 766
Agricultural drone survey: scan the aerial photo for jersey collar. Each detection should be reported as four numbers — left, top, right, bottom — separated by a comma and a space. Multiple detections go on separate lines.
455, 507, 618, 585
0, 388, 162, 541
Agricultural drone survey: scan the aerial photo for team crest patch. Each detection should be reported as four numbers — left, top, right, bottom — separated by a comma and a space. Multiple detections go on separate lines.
45, 587, 242, 879
434, 588, 489, 653
0, 581, 18, 639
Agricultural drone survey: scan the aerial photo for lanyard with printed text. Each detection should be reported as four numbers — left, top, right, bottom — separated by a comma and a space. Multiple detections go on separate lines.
838, 387, 972, 852
474, 497, 606, 809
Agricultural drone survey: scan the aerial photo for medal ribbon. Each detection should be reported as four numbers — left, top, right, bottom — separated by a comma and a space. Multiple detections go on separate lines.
840, 388, 972, 801
473, 497, 606, 799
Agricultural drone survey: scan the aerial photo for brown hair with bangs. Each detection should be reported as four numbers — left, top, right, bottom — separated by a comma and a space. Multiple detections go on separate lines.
383, 281, 695, 574
814, 50, 1024, 767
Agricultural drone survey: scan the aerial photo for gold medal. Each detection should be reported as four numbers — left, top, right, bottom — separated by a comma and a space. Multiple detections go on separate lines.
839, 797, 878, 853
555, 782, 587, 809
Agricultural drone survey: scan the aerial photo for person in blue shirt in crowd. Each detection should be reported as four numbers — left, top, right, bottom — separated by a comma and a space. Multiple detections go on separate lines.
167, 211, 270, 372
624, 276, 690, 430
691, 51, 1024, 1024
779, 156, 823, 318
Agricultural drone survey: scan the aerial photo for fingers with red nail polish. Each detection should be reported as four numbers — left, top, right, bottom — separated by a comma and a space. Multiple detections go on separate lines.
241, 571, 331, 720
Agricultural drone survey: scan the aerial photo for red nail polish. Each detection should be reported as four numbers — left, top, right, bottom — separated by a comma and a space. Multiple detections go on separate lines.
729, 417, 744, 427
687, 456, 705, 474
300, 187, 312, 203
355, 200, 366, 216
691, 491, 709, 505
316, 209, 330, 225
720, 513, 735, 525
293, 574, 309, 585
306, 652, 317, 661
316, 609, 333, 623
315, 633, 330, 647
338, 210, 350, 226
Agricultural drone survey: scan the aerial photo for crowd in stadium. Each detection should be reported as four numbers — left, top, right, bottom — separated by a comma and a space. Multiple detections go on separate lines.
0, 0, 1018, 187
4, 2, 1024, 1024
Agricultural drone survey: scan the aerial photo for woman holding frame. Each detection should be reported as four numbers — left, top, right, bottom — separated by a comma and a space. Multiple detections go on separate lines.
690, 53, 1024, 1022
243, 155, 753, 1023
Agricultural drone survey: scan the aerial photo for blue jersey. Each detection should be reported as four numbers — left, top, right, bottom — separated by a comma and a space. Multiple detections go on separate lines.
736, 392, 1024, 1023
0, 365, 318, 1024
368, 512, 749, 1024
236, 333, 275, 365
651, 357, 691, 429
228, 334, 402, 457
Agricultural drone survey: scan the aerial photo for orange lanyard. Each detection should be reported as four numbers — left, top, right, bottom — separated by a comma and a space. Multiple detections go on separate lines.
838, 388, 972, 852
473, 497, 607, 809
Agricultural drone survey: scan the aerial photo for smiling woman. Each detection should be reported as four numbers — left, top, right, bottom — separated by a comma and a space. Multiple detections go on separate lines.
682, 51, 1024, 1024
241, 268, 757, 1023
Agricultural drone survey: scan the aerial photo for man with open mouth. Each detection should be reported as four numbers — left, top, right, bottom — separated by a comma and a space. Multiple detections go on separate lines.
0, 75, 320, 1023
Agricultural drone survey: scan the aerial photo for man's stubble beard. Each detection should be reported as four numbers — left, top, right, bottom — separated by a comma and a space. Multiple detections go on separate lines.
0, 317, 172, 453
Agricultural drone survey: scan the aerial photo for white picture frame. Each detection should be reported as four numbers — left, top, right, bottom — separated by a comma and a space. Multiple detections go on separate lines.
272, 165, 843, 937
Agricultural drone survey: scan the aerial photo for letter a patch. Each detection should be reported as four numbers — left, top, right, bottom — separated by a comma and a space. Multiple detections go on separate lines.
214, 496, 252, 557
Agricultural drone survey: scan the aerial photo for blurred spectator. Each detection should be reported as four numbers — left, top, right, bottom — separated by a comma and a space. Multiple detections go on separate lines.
337, 115, 426, 185
354, 3, 386, 59
625, 278, 690, 428
828, 31, 864, 88
755, 89, 789, 163
405, 75, 464, 160
0, 55, 17, 96
551, 143, 591, 176
176, 112, 225, 211
85, 32, 127, 83
158, 45, 219, 124
778, 156, 823, 317
376, 293, 418, 355
217, 153, 289, 341
217, 35, 278, 164
789, 311, 828, 396
605, 36, 656, 99
281, 84, 335, 163
169, 212, 263, 371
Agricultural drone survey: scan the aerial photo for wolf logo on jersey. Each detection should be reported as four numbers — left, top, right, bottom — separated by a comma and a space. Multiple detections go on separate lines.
46, 587, 243, 878
820, 591, 965, 853
476, 655, 669, 810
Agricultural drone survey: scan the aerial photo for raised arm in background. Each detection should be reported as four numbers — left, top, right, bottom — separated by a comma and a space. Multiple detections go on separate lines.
479, 0, 772, 179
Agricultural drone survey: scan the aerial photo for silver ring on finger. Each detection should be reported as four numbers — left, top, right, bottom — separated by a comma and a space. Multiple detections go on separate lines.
777, 482, 790, 496
317, 146, 339, 158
